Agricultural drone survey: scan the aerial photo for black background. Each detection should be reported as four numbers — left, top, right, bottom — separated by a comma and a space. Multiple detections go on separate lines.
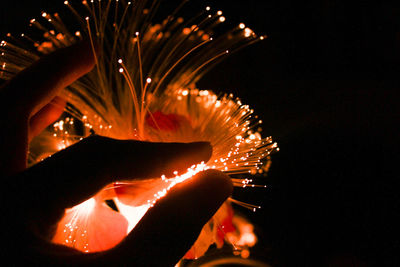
1, 1, 399, 266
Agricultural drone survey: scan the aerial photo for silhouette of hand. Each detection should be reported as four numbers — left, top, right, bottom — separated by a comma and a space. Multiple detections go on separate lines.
0, 40, 232, 266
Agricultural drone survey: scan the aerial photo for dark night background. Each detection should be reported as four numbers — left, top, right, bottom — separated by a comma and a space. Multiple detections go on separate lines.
1, 1, 399, 266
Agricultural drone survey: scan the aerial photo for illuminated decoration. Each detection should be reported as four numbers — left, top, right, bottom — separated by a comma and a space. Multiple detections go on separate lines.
0, 0, 278, 262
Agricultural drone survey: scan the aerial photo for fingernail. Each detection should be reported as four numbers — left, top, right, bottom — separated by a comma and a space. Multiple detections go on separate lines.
160, 169, 233, 223
186, 141, 212, 161
192, 169, 233, 208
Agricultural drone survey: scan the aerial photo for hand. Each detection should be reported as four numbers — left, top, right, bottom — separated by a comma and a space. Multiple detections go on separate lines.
0, 41, 232, 266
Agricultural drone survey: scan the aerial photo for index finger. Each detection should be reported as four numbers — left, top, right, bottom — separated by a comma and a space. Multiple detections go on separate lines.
0, 40, 96, 117
14, 136, 213, 211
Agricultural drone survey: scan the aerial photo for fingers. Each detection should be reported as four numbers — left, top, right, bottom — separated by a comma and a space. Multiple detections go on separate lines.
27, 171, 231, 266
0, 41, 95, 175
1, 39, 96, 118
103, 170, 233, 266
29, 96, 66, 141
16, 135, 212, 210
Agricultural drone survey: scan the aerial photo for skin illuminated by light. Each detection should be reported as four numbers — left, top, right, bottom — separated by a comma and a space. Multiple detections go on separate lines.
1, 0, 276, 259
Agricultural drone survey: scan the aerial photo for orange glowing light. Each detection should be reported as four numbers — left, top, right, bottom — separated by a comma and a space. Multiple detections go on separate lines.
3, 0, 277, 261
